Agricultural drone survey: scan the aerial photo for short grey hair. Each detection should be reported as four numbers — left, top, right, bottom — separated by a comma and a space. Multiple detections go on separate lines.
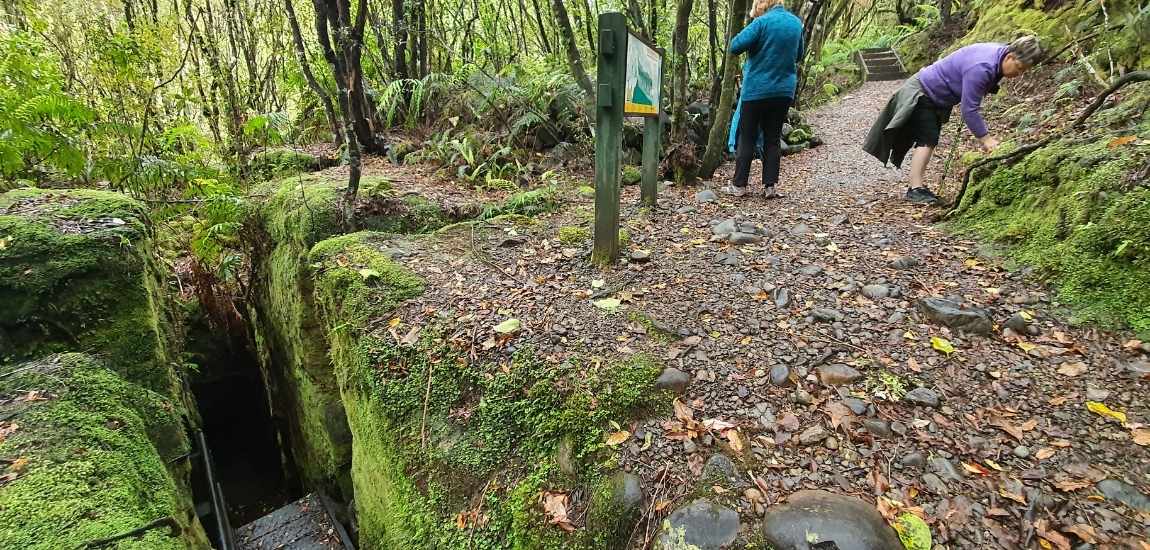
1008, 35, 1044, 66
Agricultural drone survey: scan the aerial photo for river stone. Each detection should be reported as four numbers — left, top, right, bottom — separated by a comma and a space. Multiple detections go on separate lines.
889, 255, 920, 269
798, 425, 829, 445
1005, 312, 1030, 334
656, 499, 740, 550
789, 223, 812, 236
929, 457, 964, 482
703, 454, 738, 481
654, 367, 690, 394
760, 490, 903, 550
630, 249, 652, 262
815, 364, 863, 385
1097, 479, 1150, 512
712, 218, 737, 236
728, 232, 762, 245
798, 264, 823, 276
770, 365, 794, 386
903, 387, 941, 408
812, 308, 844, 323
696, 189, 719, 203
611, 471, 645, 511
841, 397, 868, 415
863, 418, 893, 439
861, 284, 891, 300
915, 297, 993, 335
675, 205, 697, 214
772, 287, 792, 308
1125, 359, 1150, 379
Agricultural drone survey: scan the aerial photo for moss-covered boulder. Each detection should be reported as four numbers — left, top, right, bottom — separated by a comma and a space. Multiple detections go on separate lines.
308, 232, 660, 548
0, 354, 208, 549
248, 148, 336, 181
0, 188, 178, 395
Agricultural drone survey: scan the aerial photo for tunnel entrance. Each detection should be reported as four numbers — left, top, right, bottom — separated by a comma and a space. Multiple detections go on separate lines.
186, 311, 301, 529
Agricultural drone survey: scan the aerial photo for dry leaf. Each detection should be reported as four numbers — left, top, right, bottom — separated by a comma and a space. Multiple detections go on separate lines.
991, 417, 1025, 441
1035, 519, 1071, 550
1056, 361, 1087, 377
655, 500, 672, 512
963, 462, 991, 476
542, 491, 576, 532
726, 429, 744, 453
823, 402, 855, 430
1108, 135, 1138, 148
999, 487, 1027, 504
1086, 401, 1127, 424
984, 459, 1004, 471
1050, 439, 1072, 448
1034, 447, 1056, 460
931, 336, 955, 354
907, 357, 922, 373
1061, 524, 1098, 544
1132, 428, 1150, 446
702, 418, 736, 432
1053, 478, 1093, 492
9, 457, 27, 473
673, 399, 694, 422
605, 431, 630, 446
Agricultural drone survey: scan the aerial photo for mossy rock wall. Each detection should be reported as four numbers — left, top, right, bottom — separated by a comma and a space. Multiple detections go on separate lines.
0, 354, 209, 549
952, 85, 1150, 335
308, 232, 658, 549
246, 176, 560, 491
0, 188, 179, 396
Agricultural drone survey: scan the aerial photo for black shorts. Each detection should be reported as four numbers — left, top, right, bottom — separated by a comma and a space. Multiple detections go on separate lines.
906, 96, 951, 148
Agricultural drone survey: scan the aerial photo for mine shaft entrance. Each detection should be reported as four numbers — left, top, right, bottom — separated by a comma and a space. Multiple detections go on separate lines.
187, 313, 301, 529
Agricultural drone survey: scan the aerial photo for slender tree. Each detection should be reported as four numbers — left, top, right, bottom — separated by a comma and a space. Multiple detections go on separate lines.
285, 0, 342, 145
700, 0, 748, 177
552, 0, 594, 95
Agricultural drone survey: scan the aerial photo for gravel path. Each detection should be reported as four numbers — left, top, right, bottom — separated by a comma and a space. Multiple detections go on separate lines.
379, 80, 1149, 548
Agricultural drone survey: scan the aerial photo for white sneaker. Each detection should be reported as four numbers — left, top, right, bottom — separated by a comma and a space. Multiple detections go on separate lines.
720, 185, 748, 197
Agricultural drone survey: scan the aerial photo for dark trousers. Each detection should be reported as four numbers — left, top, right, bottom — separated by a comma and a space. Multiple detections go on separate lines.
733, 97, 791, 188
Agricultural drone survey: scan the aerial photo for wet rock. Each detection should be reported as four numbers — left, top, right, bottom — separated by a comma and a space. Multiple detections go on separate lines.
929, 457, 964, 482
1096, 479, 1150, 512
704, 454, 738, 481
861, 284, 890, 300
696, 189, 718, 203
889, 255, 920, 269
793, 389, 813, 405
770, 365, 793, 386
1005, 312, 1031, 334
901, 452, 926, 468
1013, 445, 1031, 459
611, 471, 645, 511
922, 473, 949, 494
629, 249, 652, 262
1125, 359, 1150, 379
789, 223, 812, 236
842, 398, 868, 415
713, 251, 740, 266
797, 264, 823, 276
772, 287, 792, 308
863, 418, 893, 439
556, 435, 578, 476
812, 308, 845, 323
675, 205, 697, 214
760, 490, 903, 550
654, 367, 690, 394
815, 364, 863, 385
712, 219, 737, 236
915, 297, 993, 335
799, 425, 829, 445
656, 499, 740, 550
903, 387, 941, 408
728, 232, 762, 245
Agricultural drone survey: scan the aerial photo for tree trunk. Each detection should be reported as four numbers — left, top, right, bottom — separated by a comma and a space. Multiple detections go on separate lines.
285, 0, 343, 145
699, 0, 747, 178
552, 0, 594, 95
707, 0, 719, 102
393, 0, 409, 79
529, 0, 553, 52
669, 0, 694, 142
939, 0, 951, 26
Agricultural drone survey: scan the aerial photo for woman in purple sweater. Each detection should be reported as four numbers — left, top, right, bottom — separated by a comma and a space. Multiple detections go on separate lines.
863, 36, 1044, 204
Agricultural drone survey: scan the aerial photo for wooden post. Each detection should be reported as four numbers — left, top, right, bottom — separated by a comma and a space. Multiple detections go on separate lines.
592, 12, 627, 267
640, 48, 665, 208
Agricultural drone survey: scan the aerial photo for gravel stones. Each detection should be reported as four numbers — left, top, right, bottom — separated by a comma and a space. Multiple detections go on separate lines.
656, 499, 740, 550
929, 457, 964, 482
770, 365, 794, 386
815, 364, 863, 385
728, 232, 762, 245
760, 490, 903, 550
654, 367, 690, 394
915, 297, 993, 335
812, 308, 845, 322
863, 418, 893, 439
772, 287, 791, 307
861, 284, 891, 299
889, 255, 920, 269
696, 189, 718, 203
798, 425, 830, 445
712, 219, 737, 236
788, 223, 812, 236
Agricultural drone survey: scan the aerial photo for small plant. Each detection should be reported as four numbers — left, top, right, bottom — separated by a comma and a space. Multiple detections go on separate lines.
869, 370, 908, 400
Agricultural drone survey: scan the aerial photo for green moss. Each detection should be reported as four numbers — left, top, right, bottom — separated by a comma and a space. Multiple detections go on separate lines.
308, 233, 662, 548
0, 354, 207, 549
621, 165, 642, 185
627, 310, 678, 343
0, 188, 177, 395
248, 148, 329, 181
558, 225, 590, 246
952, 115, 1150, 336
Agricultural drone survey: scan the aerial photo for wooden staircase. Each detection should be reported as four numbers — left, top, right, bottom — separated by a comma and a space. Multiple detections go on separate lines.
855, 47, 909, 82
236, 493, 355, 550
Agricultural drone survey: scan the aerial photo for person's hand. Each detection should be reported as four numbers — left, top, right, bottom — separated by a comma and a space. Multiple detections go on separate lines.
980, 135, 1001, 152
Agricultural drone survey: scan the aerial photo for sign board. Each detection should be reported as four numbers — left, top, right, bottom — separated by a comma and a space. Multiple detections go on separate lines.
623, 33, 661, 117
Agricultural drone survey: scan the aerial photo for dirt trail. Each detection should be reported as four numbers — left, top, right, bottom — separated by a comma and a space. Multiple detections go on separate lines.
374, 81, 1148, 548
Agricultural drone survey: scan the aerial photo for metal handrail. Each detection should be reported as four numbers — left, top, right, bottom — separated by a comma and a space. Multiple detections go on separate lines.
195, 429, 237, 550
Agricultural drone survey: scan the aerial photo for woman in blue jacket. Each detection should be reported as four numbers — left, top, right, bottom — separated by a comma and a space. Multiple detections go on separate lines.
723, 0, 804, 199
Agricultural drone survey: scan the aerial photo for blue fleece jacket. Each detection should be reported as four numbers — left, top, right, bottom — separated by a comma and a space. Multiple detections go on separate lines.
730, 5, 804, 101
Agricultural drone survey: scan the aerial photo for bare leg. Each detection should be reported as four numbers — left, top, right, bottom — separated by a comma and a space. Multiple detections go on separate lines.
909, 145, 934, 188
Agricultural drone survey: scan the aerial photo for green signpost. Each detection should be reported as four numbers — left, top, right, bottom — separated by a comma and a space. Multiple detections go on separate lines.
592, 12, 664, 267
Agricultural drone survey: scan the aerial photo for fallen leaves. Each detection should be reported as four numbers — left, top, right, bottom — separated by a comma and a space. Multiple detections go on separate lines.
605, 430, 630, 446
1055, 361, 1087, 377
1034, 447, 1056, 460
1132, 428, 1150, 446
1086, 401, 1127, 424
493, 318, 521, 334
592, 298, 622, 312
1035, 519, 1071, 550
0, 421, 17, 444
990, 414, 1037, 442
930, 336, 955, 355
1107, 135, 1138, 148
541, 491, 576, 532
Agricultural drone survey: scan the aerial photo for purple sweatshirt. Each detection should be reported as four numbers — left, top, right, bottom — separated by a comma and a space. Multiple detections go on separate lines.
916, 43, 1008, 138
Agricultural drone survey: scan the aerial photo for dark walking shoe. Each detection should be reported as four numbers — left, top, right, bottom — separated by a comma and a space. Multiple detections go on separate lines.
905, 187, 941, 205
721, 185, 748, 197
763, 187, 783, 200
